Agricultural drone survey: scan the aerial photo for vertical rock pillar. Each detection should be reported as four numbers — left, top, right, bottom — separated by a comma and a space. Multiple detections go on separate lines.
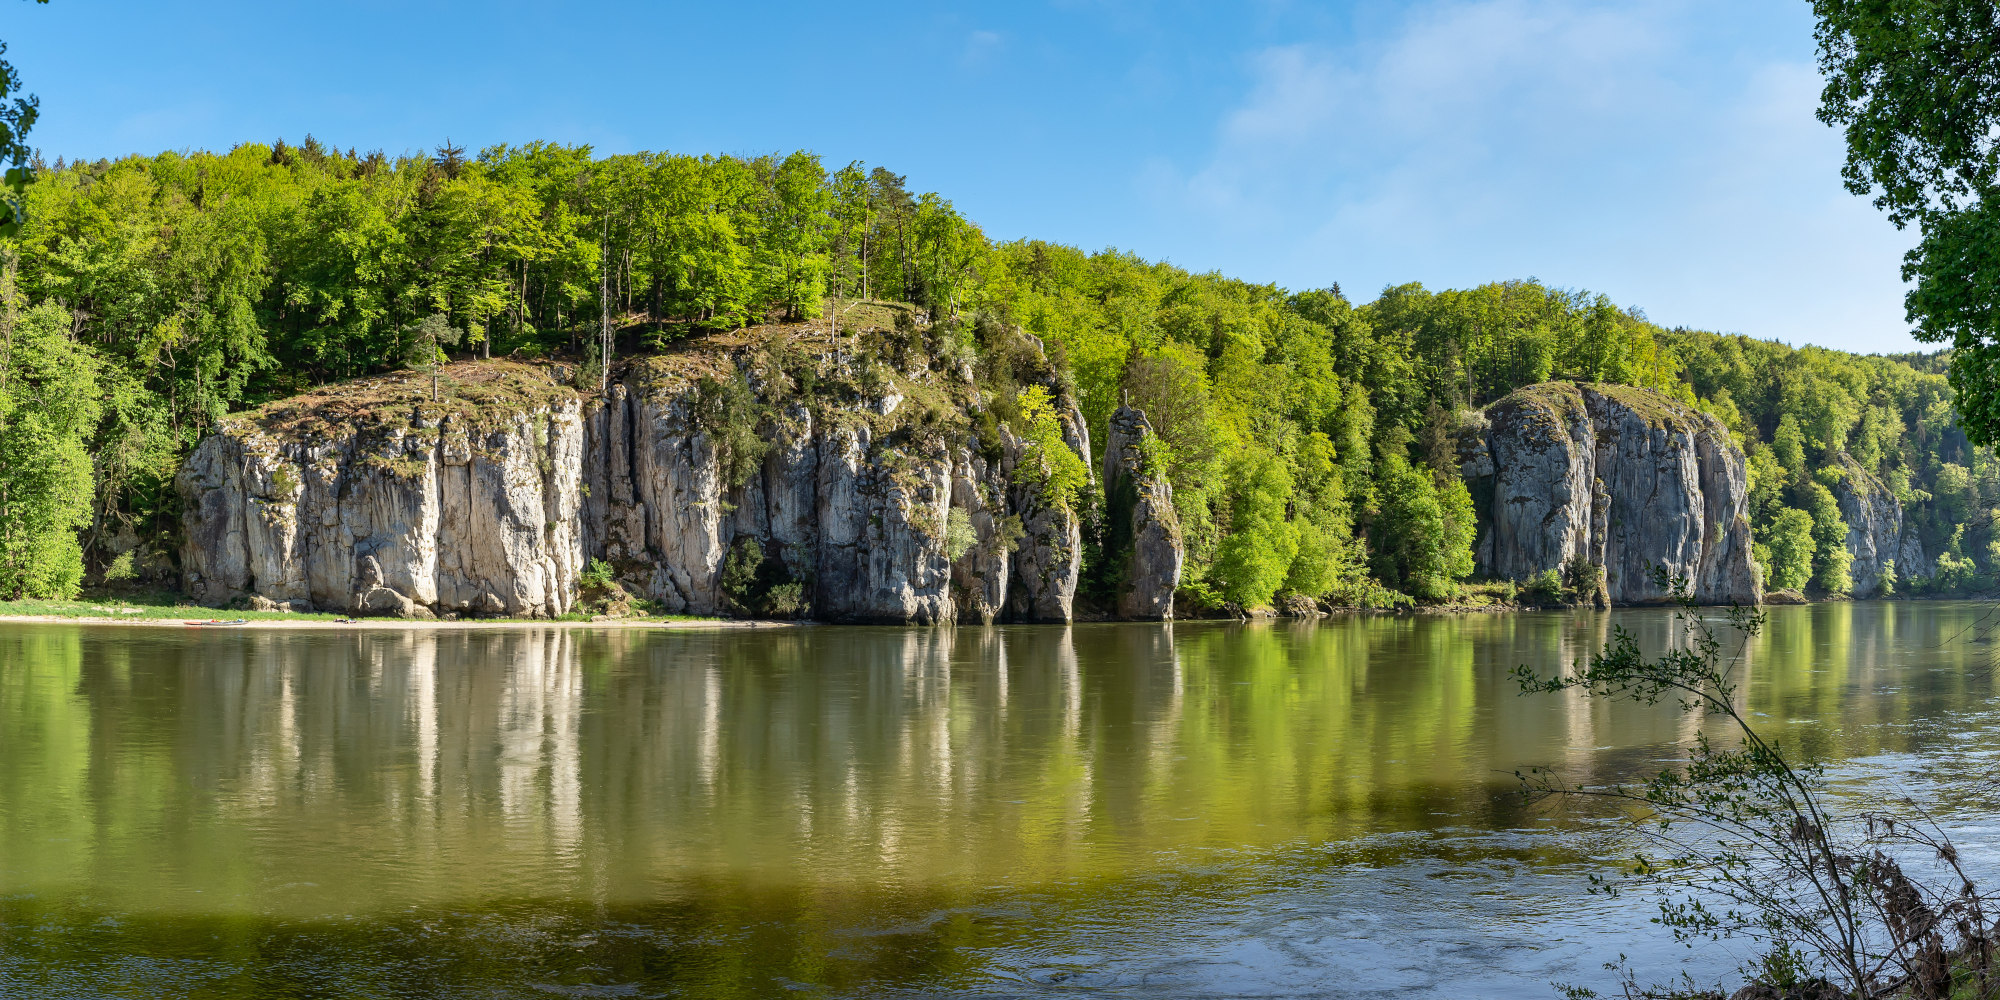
1102, 404, 1184, 620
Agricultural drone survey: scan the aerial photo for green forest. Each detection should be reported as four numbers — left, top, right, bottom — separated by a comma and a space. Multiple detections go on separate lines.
0, 139, 1992, 608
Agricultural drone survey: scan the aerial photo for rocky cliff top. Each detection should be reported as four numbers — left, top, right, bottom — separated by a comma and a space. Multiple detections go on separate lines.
213, 306, 990, 449
220, 359, 579, 443
1491, 381, 1714, 437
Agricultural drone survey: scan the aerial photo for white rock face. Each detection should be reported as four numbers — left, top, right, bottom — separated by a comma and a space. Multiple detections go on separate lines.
1102, 404, 1183, 620
1464, 382, 1761, 606
950, 444, 1013, 625
180, 400, 587, 618
1828, 451, 1928, 596
181, 333, 1107, 623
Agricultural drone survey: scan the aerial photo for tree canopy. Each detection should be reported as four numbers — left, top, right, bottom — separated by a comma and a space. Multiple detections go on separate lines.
1816, 0, 2000, 445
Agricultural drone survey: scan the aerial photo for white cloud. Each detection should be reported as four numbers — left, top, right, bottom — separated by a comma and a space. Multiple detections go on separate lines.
963, 29, 1005, 69
1145, 0, 1920, 352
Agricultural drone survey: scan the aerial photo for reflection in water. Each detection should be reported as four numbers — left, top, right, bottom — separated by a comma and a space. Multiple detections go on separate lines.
2, 604, 1999, 998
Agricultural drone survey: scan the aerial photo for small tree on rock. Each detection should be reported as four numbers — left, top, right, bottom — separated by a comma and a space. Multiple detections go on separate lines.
404, 313, 462, 402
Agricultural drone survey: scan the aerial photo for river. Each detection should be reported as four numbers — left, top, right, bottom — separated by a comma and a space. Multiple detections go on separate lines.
3, 603, 1998, 998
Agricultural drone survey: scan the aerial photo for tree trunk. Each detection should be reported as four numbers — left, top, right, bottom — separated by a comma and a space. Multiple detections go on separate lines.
600, 219, 613, 396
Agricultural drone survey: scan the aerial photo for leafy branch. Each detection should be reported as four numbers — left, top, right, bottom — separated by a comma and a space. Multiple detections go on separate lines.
1518, 567, 1998, 999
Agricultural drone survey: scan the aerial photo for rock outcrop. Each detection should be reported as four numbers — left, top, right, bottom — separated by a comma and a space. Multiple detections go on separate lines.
178, 366, 586, 618
1461, 382, 1761, 605
1827, 452, 1928, 596
180, 322, 1114, 623
1101, 403, 1183, 619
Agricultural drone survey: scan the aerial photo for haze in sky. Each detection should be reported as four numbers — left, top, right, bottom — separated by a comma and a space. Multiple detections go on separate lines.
7, 0, 1920, 354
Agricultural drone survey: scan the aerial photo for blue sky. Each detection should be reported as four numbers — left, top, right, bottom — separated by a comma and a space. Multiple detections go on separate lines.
8, 0, 1919, 353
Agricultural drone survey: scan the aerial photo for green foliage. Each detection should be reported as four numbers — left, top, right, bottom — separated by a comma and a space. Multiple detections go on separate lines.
403, 313, 462, 371
1368, 455, 1475, 602
1815, 2, 2000, 446
1282, 513, 1340, 599
692, 374, 771, 491
0, 299, 101, 597
9, 130, 2000, 607
1764, 507, 1817, 592
1801, 481, 1853, 595
943, 507, 977, 562
1523, 567, 1564, 605
1011, 385, 1086, 512
1935, 527, 1978, 591
1563, 555, 1605, 606
719, 535, 804, 618
1772, 414, 1807, 480
1211, 447, 1298, 608
1120, 343, 1221, 541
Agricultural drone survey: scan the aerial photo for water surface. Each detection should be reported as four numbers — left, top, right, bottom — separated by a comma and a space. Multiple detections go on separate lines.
3, 603, 1998, 998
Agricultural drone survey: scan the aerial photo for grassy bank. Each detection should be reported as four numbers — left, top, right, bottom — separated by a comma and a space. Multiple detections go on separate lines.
0, 589, 725, 627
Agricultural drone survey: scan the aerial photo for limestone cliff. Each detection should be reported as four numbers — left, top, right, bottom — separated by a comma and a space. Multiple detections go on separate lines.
179, 320, 1114, 623
178, 364, 585, 618
1461, 382, 1761, 605
1827, 451, 1928, 596
1101, 404, 1183, 619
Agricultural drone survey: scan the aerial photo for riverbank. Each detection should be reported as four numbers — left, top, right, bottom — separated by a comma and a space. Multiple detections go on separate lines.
7, 585, 1982, 631
0, 615, 786, 630
0, 594, 769, 630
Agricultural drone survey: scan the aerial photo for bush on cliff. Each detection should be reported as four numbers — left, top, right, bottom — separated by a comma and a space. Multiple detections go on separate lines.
1011, 385, 1087, 512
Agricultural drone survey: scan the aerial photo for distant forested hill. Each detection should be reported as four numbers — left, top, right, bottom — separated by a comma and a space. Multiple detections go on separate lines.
0, 140, 1989, 605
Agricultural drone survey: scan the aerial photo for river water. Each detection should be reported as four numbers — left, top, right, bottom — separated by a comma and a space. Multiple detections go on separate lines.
3, 603, 1999, 998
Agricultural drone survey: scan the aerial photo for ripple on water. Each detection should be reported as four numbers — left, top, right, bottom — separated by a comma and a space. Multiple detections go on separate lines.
3, 606, 1999, 998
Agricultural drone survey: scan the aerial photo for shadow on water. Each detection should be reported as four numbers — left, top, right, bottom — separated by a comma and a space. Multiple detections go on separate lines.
2, 602, 1998, 997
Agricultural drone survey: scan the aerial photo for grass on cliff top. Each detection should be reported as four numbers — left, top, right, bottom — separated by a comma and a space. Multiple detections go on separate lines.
230, 358, 578, 440
205, 301, 961, 463
628, 302, 919, 387
1490, 380, 1700, 431
1491, 380, 1590, 421
1580, 381, 1704, 430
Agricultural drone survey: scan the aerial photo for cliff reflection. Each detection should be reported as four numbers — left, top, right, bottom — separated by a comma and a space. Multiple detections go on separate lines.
2, 604, 1996, 921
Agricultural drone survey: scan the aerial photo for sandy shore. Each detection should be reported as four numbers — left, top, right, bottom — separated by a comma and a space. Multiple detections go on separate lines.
0, 614, 796, 631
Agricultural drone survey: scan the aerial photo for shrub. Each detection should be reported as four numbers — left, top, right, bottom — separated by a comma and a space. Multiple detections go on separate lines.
720, 536, 804, 617
693, 374, 772, 490
943, 507, 977, 561
1011, 385, 1087, 512
1562, 555, 1604, 605
1524, 568, 1564, 605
